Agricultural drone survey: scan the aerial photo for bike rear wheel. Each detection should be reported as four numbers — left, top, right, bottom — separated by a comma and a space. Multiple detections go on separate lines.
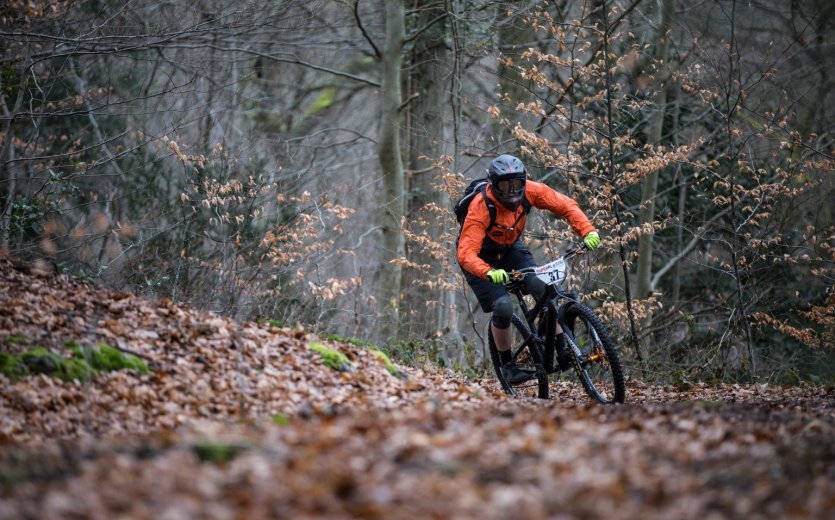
561, 302, 625, 404
488, 314, 549, 399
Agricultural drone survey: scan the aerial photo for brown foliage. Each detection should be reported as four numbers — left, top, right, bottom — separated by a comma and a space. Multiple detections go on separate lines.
1, 255, 833, 518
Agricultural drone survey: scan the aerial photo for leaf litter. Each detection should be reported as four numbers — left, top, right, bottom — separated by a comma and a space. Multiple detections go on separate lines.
0, 255, 833, 519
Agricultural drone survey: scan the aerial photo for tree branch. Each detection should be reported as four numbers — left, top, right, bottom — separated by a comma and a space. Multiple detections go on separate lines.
353, 0, 381, 59
650, 205, 732, 292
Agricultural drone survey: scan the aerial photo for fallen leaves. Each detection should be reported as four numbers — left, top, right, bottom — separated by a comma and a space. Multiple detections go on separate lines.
3, 395, 833, 519
0, 256, 492, 442
0, 255, 833, 519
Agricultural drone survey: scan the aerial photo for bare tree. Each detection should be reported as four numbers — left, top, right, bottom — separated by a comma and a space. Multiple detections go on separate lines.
2, 0, 831, 381
377, 0, 406, 340
402, 1, 451, 337
635, 0, 675, 299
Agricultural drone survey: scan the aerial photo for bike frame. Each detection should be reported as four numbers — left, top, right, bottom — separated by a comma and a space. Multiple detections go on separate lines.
506, 246, 585, 374
509, 286, 571, 371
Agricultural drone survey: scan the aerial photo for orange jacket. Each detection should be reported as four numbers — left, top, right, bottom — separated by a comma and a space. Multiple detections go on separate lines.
457, 180, 596, 279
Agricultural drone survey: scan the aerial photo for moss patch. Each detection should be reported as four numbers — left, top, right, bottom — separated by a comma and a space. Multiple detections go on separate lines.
320, 334, 407, 379
262, 319, 289, 328
308, 342, 353, 372
271, 413, 291, 426
309, 86, 337, 113
191, 442, 242, 465
4, 334, 27, 345
70, 342, 149, 373
370, 348, 407, 380
0, 352, 28, 378
0, 343, 148, 382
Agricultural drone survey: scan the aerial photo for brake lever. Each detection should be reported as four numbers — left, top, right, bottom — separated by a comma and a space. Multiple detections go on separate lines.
564, 244, 586, 257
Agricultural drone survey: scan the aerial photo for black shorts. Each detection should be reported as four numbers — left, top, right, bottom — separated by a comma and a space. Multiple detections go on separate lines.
460, 241, 537, 312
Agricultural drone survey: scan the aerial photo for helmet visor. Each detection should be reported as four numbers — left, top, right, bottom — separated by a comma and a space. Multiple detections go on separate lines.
495, 178, 525, 195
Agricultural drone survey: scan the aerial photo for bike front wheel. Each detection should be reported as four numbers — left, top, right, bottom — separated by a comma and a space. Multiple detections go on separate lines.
488, 314, 549, 399
561, 302, 625, 404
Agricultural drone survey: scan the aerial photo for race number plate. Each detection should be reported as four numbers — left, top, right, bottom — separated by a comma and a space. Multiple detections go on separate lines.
534, 258, 567, 285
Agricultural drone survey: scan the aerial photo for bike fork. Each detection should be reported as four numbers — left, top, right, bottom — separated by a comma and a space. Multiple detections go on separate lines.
562, 331, 587, 370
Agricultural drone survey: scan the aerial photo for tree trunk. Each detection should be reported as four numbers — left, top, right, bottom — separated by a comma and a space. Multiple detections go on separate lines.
442, 0, 467, 352
635, 0, 675, 299
600, 0, 644, 370
403, 1, 450, 338
0, 50, 28, 251
722, 0, 756, 377
378, 0, 406, 341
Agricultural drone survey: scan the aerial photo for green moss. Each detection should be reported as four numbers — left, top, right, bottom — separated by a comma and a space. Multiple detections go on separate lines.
93, 344, 148, 372
308, 342, 353, 372
271, 413, 291, 426
191, 442, 241, 464
309, 86, 337, 113
70, 343, 148, 375
370, 348, 407, 380
0, 353, 28, 378
263, 319, 288, 328
0, 343, 147, 382
4, 334, 27, 345
21, 347, 64, 375
93, 344, 127, 370
63, 357, 96, 382
318, 334, 407, 379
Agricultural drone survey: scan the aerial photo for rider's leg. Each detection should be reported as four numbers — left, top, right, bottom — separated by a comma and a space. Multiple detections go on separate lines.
460, 253, 534, 382
523, 274, 547, 301
523, 272, 563, 333
491, 294, 534, 383
523, 273, 569, 369
491, 295, 514, 365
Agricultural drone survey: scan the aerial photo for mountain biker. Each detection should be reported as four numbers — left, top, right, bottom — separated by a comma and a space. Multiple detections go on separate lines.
457, 154, 601, 384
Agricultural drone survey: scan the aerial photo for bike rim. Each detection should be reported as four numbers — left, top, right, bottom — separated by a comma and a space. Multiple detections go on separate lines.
567, 317, 620, 403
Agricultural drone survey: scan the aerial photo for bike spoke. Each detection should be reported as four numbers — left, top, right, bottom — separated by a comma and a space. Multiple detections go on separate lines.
563, 304, 625, 404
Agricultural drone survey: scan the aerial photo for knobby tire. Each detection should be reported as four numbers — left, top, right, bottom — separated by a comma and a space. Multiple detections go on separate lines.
561, 302, 626, 404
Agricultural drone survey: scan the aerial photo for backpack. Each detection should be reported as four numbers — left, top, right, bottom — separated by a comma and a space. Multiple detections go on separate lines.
453, 177, 531, 231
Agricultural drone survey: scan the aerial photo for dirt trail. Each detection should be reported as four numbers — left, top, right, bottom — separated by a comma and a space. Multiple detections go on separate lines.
1, 258, 833, 519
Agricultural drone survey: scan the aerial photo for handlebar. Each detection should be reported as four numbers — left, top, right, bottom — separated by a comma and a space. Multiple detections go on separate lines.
508, 243, 587, 281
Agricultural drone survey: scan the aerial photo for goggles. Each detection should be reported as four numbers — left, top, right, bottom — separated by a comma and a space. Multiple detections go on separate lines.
496, 178, 525, 194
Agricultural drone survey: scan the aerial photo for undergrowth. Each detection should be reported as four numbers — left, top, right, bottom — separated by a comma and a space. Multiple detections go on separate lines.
0, 341, 148, 382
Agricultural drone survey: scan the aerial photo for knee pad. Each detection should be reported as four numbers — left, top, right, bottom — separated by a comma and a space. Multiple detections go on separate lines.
491, 295, 513, 329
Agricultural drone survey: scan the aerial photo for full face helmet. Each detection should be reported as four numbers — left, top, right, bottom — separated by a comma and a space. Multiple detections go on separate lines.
487, 154, 527, 210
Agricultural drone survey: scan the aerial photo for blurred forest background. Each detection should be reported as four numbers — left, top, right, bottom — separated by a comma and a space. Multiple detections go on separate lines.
1, 0, 832, 384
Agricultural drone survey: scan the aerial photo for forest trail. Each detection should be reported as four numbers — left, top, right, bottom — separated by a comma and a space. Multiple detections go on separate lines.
1, 257, 833, 519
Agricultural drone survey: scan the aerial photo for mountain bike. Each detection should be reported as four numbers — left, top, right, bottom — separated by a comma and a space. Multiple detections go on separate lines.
487, 244, 626, 404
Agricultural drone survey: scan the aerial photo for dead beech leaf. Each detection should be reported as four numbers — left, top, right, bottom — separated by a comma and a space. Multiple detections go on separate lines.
0, 255, 833, 520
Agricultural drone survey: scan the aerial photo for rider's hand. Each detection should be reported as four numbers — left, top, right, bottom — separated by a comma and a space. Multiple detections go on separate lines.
486, 269, 509, 284
583, 231, 601, 250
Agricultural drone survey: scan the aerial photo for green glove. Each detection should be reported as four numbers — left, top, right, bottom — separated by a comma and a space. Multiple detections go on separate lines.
583, 231, 601, 250
486, 269, 509, 284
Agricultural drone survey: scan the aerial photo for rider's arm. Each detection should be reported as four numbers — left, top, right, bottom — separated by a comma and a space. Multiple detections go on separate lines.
525, 181, 596, 238
457, 198, 493, 279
